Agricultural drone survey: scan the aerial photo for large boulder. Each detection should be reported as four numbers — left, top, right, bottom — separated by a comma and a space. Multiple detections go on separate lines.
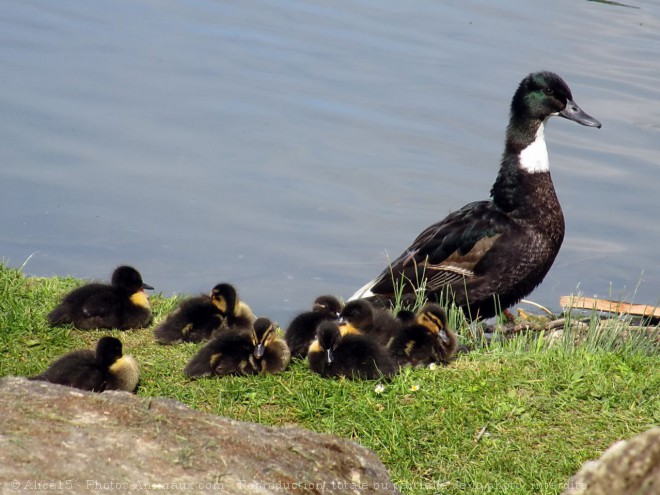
562, 427, 660, 495
0, 377, 400, 494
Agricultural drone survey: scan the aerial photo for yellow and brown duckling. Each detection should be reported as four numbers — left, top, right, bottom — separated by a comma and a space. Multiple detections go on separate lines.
308, 321, 396, 380
154, 283, 254, 344
285, 295, 343, 358
249, 318, 291, 374
29, 336, 139, 393
388, 303, 458, 367
47, 265, 153, 330
184, 317, 290, 378
338, 300, 400, 347
210, 283, 256, 334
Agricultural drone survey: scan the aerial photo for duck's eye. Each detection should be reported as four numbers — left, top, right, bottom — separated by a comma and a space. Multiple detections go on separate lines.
543, 88, 554, 96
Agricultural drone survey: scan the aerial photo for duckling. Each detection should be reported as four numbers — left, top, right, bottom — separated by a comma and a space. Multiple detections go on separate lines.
285, 295, 343, 358
388, 303, 458, 367
47, 265, 153, 330
184, 317, 289, 378
338, 300, 400, 347
250, 317, 291, 374
209, 283, 256, 335
153, 283, 251, 344
308, 321, 396, 380
29, 336, 139, 393
349, 71, 601, 320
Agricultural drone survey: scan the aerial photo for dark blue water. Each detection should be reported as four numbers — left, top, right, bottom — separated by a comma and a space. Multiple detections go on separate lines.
1, 0, 659, 325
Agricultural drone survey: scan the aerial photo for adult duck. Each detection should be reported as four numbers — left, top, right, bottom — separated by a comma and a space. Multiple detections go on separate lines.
349, 71, 601, 319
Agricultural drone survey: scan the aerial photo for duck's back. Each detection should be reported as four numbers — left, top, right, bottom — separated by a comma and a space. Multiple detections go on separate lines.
30, 349, 108, 391
155, 296, 222, 343
285, 311, 334, 358
184, 332, 255, 377
336, 336, 396, 380
388, 325, 435, 367
210, 335, 256, 376
48, 284, 121, 329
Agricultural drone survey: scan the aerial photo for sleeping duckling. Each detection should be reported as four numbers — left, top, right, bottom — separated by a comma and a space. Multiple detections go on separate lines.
29, 336, 139, 393
388, 303, 458, 367
47, 265, 153, 330
338, 300, 400, 347
308, 321, 396, 380
184, 317, 290, 378
154, 283, 248, 344
285, 295, 343, 358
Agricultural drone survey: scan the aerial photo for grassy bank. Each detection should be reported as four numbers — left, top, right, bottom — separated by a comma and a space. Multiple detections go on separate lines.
1, 263, 658, 495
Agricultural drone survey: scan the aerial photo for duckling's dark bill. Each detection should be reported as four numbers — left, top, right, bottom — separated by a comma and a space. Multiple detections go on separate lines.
559, 99, 602, 128
254, 343, 265, 359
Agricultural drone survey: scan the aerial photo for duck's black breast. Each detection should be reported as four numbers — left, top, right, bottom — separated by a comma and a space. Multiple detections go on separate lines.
456, 170, 565, 315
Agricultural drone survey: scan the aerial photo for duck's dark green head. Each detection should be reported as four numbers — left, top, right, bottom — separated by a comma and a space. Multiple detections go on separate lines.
251, 317, 276, 359
111, 266, 153, 292
95, 336, 123, 367
512, 71, 601, 128
210, 283, 239, 315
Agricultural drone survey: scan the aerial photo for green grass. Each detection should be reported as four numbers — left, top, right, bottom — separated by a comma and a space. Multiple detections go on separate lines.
1, 263, 658, 495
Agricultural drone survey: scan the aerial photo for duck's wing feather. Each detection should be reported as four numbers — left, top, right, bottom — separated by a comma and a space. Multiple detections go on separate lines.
80, 289, 120, 318
30, 350, 107, 391
355, 201, 517, 297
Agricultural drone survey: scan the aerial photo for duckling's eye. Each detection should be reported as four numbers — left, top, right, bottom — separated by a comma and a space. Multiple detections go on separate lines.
543, 88, 554, 96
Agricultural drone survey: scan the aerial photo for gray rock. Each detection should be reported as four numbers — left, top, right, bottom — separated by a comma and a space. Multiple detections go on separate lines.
0, 377, 400, 494
562, 427, 660, 495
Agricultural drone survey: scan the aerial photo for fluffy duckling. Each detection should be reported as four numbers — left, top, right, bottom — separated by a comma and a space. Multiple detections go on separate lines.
47, 265, 153, 330
29, 336, 139, 393
210, 283, 256, 334
308, 321, 396, 380
285, 295, 343, 358
250, 318, 291, 374
349, 71, 601, 319
338, 300, 400, 347
153, 283, 252, 344
184, 317, 290, 378
388, 303, 458, 367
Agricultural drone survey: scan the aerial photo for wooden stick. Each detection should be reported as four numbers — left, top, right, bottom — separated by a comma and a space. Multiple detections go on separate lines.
560, 295, 660, 318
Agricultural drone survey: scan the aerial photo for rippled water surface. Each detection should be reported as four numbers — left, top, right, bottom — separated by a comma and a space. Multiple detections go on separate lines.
2, 0, 659, 323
